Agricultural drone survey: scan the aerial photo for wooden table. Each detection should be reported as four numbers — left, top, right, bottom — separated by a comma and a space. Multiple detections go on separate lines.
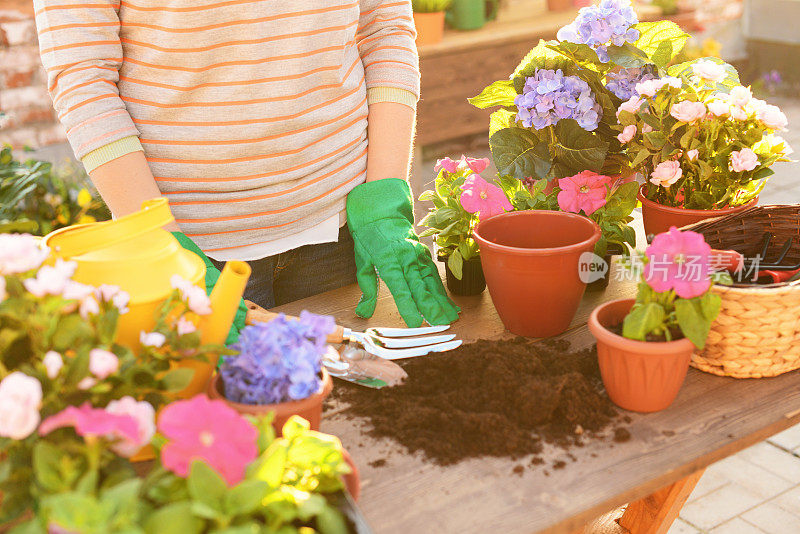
274, 253, 800, 533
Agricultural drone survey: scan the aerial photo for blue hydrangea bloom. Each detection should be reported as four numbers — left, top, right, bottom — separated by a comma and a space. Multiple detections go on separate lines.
557, 0, 640, 63
219, 312, 335, 405
605, 65, 658, 100
515, 69, 602, 131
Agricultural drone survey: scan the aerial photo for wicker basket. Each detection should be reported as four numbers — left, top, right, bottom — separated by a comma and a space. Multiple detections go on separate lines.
682, 204, 800, 378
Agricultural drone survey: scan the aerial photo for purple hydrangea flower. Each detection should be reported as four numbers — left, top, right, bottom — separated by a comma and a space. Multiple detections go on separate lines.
220, 311, 335, 405
605, 65, 658, 100
515, 69, 602, 131
557, 0, 640, 63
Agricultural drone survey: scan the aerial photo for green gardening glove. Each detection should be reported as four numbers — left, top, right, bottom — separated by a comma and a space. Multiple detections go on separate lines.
346, 179, 460, 327
171, 231, 247, 346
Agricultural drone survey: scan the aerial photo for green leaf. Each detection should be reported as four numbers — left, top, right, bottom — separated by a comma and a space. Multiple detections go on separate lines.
551, 120, 609, 175
468, 80, 517, 109
33, 441, 75, 493
315, 505, 350, 534
8, 519, 46, 534
675, 298, 714, 349
161, 368, 195, 391
447, 249, 463, 280
489, 127, 551, 180
633, 21, 689, 67
188, 461, 227, 513
547, 41, 604, 69
606, 43, 650, 68
144, 502, 204, 534
489, 109, 518, 138
254, 442, 288, 488
512, 39, 571, 82
418, 190, 436, 202
622, 302, 665, 341
224, 480, 269, 516
644, 131, 667, 150
632, 148, 651, 167
281, 415, 310, 440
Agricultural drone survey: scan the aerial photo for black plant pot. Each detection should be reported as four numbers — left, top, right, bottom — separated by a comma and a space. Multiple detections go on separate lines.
439, 254, 486, 296
586, 244, 624, 292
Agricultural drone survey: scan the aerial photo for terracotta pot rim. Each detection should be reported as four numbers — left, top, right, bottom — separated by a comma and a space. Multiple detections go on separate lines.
589, 298, 696, 353
473, 210, 602, 256
208, 368, 333, 414
637, 185, 759, 217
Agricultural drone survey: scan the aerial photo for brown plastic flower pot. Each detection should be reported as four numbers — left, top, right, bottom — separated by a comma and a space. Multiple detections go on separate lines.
588, 298, 694, 413
473, 211, 601, 337
638, 186, 758, 239
439, 254, 486, 296
207, 369, 332, 433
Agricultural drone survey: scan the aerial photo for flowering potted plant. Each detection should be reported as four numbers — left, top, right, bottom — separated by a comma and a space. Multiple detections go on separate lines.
615, 59, 793, 235
0, 233, 226, 523
588, 227, 732, 412
418, 155, 512, 295
412, 0, 452, 46
208, 311, 336, 433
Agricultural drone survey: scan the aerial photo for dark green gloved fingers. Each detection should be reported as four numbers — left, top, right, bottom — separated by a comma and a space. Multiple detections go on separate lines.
346, 179, 459, 327
171, 231, 247, 346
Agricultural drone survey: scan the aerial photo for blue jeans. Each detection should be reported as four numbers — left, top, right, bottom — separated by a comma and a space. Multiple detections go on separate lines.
210, 226, 357, 309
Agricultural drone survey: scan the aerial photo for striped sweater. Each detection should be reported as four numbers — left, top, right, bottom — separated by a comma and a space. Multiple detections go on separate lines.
33, 0, 420, 254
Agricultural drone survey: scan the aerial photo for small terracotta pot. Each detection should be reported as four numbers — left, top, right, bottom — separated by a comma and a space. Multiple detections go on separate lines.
546, 0, 574, 11
473, 210, 601, 338
638, 186, 758, 239
207, 369, 333, 432
440, 254, 486, 296
413, 11, 445, 46
589, 298, 694, 413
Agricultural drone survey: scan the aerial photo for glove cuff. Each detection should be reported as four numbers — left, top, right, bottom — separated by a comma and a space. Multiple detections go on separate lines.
346, 178, 414, 229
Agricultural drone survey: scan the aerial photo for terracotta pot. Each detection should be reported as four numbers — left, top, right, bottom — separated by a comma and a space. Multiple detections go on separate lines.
546, 0, 574, 11
207, 369, 333, 432
638, 186, 758, 239
439, 254, 486, 296
589, 298, 694, 413
413, 12, 445, 46
473, 210, 601, 337
341, 449, 361, 501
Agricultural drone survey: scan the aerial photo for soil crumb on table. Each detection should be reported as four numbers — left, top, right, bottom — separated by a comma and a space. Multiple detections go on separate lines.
368, 458, 387, 468
613, 428, 631, 443
332, 338, 626, 466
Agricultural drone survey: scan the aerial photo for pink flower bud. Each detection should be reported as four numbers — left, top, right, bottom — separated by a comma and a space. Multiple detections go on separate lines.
616, 124, 636, 144
88, 348, 119, 379
43, 351, 63, 379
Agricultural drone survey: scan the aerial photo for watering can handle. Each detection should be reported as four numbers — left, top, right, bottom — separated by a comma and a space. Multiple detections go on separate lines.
244, 300, 346, 344
47, 198, 175, 259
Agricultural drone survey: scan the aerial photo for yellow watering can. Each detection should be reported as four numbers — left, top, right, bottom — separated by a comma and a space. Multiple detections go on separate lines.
42, 198, 251, 397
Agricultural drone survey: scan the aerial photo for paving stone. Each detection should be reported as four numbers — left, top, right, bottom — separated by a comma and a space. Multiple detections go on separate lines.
702, 454, 793, 500
668, 518, 702, 534
767, 424, 800, 451
687, 469, 730, 503
770, 486, 800, 518
741, 501, 800, 534
710, 517, 768, 534
680, 483, 764, 531
735, 442, 800, 483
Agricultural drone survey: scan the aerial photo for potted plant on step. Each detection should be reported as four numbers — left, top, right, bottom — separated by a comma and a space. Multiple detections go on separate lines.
412, 0, 452, 46
418, 155, 512, 296
616, 59, 792, 237
208, 311, 335, 433
588, 227, 731, 412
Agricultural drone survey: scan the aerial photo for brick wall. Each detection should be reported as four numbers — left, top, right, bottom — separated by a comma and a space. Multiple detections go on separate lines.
0, 0, 67, 149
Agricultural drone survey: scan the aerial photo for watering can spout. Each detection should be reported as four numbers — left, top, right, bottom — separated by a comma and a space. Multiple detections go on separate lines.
201, 260, 252, 345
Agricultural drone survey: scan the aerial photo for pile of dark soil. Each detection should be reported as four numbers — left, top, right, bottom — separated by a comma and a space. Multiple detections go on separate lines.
332, 337, 627, 466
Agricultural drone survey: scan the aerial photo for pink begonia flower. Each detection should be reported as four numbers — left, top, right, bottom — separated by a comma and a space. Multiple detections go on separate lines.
707, 99, 730, 117
757, 104, 788, 130
61, 281, 94, 301
645, 227, 712, 299
434, 157, 458, 174
730, 105, 747, 121
729, 147, 759, 172
39, 403, 140, 447
140, 331, 166, 348
0, 277, 5, 304
617, 96, 644, 118
43, 351, 63, 379
0, 234, 49, 275
557, 171, 609, 216
105, 397, 155, 457
650, 161, 683, 188
460, 156, 490, 175
158, 395, 258, 486
78, 377, 97, 390
96, 285, 130, 315
641, 123, 654, 134
691, 59, 726, 83
670, 101, 706, 123
728, 86, 752, 108
23, 260, 77, 298
459, 174, 513, 220
170, 275, 212, 316
79, 296, 100, 319
635, 77, 681, 98
686, 149, 699, 161
617, 124, 636, 144
89, 348, 119, 379
0, 372, 42, 440
176, 317, 197, 336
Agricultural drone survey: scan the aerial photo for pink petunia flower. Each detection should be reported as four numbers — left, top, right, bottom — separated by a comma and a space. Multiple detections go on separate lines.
645, 227, 712, 299
105, 397, 155, 457
39, 403, 140, 445
157, 395, 259, 486
460, 156, 490, 175
459, 174, 513, 220
434, 157, 458, 174
557, 171, 609, 216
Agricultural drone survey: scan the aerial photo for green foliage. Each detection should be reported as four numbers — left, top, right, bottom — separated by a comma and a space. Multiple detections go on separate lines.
489, 128, 551, 180
411, 0, 451, 12
0, 145, 109, 236
632, 21, 689, 68
667, 57, 740, 92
